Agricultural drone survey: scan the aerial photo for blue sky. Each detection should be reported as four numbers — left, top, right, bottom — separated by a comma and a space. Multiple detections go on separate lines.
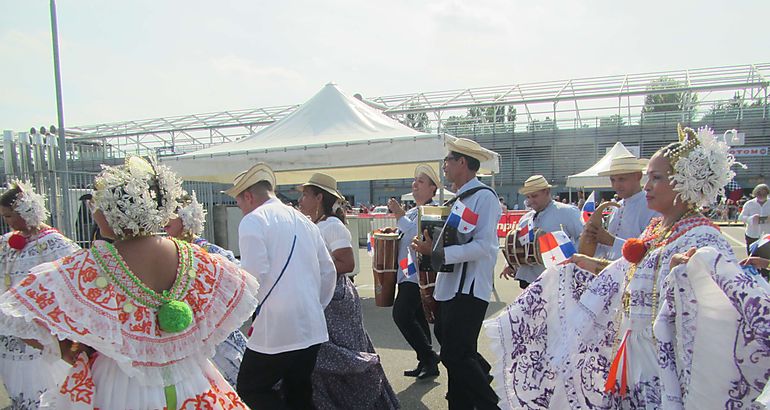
1, 0, 767, 131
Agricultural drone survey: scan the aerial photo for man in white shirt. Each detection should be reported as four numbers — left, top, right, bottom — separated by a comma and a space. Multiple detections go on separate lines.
739, 183, 770, 253
227, 162, 337, 410
501, 175, 583, 288
412, 138, 501, 409
588, 155, 659, 260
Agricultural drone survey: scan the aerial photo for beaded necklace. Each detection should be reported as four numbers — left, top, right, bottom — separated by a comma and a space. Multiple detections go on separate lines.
91, 238, 196, 333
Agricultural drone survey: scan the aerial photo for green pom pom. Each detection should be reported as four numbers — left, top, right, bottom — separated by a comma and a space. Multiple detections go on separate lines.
157, 300, 193, 333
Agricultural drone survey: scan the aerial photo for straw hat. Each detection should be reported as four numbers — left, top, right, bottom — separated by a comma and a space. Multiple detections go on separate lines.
447, 137, 495, 163
597, 155, 646, 176
298, 172, 344, 200
414, 163, 442, 189
518, 175, 555, 195
224, 162, 276, 197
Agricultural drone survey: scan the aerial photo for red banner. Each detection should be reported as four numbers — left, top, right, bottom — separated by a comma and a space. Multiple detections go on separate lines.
497, 211, 527, 238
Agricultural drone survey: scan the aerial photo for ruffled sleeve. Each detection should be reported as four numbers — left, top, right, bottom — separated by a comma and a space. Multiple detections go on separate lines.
320, 218, 353, 253
0, 241, 259, 387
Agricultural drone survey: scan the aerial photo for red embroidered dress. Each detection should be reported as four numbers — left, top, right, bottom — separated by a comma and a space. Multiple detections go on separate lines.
0, 228, 79, 409
0, 239, 259, 409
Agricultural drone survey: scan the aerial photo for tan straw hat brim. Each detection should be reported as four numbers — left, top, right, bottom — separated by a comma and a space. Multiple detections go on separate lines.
224, 162, 276, 197
518, 175, 555, 195
297, 172, 344, 200
414, 164, 442, 190
597, 156, 647, 176
447, 137, 495, 163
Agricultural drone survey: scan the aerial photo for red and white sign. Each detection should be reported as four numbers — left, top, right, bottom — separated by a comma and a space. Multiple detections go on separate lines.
497, 211, 528, 238
728, 146, 768, 157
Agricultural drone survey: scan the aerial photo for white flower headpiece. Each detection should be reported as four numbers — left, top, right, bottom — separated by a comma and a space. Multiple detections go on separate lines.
177, 191, 206, 237
7, 180, 49, 228
665, 125, 745, 207
93, 156, 183, 238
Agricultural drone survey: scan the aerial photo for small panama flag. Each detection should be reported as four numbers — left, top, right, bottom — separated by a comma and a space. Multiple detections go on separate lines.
539, 231, 577, 269
366, 232, 374, 256
582, 191, 596, 223
749, 233, 770, 256
517, 212, 535, 245
399, 251, 417, 277
447, 199, 479, 233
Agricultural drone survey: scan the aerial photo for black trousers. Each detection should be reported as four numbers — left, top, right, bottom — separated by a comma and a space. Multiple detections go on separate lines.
236, 344, 321, 410
434, 293, 499, 410
392, 282, 434, 363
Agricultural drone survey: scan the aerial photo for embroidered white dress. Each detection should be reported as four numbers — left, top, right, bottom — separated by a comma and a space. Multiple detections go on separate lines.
485, 216, 770, 409
0, 228, 79, 409
0, 239, 259, 409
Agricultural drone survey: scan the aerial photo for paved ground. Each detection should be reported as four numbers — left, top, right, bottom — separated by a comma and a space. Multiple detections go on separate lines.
352, 224, 749, 409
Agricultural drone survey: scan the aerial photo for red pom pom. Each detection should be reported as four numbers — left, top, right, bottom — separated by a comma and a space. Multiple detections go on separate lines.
8, 233, 26, 251
622, 238, 648, 264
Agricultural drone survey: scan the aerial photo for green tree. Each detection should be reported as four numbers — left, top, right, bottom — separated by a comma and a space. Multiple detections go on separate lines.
641, 77, 698, 121
400, 103, 431, 131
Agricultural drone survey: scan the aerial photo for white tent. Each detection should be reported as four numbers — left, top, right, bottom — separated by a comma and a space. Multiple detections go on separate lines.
400, 188, 456, 202
164, 83, 499, 185
566, 142, 639, 188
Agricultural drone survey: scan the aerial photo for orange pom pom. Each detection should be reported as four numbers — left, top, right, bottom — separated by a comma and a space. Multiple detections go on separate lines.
622, 238, 648, 264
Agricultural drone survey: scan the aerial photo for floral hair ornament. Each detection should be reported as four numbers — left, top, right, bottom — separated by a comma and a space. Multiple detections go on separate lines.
93, 156, 184, 238
7, 179, 50, 229
177, 191, 206, 237
664, 124, 745, 208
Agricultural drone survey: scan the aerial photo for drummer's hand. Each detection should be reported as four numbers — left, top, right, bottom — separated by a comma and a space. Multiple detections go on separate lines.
740, 256, 770, 270
500, 265, 516, 280
584, 224, 614, 246
387, 198, 405, 219
669, 247, 697, 269
411, 230, 433, 255
562, 253, 601, 274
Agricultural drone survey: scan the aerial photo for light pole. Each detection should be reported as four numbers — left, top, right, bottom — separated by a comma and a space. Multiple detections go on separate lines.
49, 0, 72, 236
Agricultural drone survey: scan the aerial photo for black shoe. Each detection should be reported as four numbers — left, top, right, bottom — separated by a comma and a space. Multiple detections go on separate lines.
417, 354, 440, 379
404, 362, 423, 377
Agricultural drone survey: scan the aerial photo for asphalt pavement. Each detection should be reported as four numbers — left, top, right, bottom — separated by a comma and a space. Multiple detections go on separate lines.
353, 224, 749, 409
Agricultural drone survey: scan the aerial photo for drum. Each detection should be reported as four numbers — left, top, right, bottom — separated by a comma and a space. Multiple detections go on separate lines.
418, 270, 438, 323
372, 228, 400, 307
417, 205, 456, 272
502, 224, 544, 269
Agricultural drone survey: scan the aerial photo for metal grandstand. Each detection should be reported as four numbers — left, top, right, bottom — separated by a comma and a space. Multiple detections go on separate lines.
63, 63, 769, 159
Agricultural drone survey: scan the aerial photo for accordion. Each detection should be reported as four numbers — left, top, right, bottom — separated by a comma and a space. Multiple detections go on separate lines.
417, 205, 458, 273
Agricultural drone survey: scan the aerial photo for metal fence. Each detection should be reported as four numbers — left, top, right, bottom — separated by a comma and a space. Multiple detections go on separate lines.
0, 131, 233, 248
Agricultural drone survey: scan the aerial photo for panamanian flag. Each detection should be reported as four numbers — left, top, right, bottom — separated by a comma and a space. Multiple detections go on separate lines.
539, 231, 576, 269
447, 199, 479, 233
518, 212, 535, 245
399, 251, 417, 277
582, 191, 596, 223
749, 233, 770, 255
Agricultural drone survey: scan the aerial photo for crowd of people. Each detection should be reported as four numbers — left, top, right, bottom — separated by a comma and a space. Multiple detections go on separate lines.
0, 126, 768, 409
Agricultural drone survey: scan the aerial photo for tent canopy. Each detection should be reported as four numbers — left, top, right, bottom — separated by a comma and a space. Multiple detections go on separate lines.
566, 142, 641, 188
164, 83, 499, 185
400, 188, 456, 202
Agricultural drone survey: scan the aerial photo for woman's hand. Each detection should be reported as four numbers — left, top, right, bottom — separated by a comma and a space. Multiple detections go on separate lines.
59, 339, 94, 365
669, 247, 697, 269
740, 256, 770, 270
563, 253, 607, 275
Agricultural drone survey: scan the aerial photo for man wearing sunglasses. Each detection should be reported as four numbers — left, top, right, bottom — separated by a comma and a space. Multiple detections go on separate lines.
412, 137, 501, 409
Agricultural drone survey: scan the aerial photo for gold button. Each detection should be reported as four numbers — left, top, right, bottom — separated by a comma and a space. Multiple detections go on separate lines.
123, 302, 137, 313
